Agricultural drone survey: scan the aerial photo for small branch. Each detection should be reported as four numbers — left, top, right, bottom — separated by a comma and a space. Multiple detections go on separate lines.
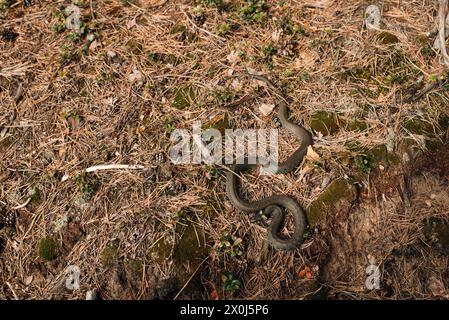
437, 0, 449, 67
6, 282, 19, 300
85, 164, 146, 173
12, 198, 31, 210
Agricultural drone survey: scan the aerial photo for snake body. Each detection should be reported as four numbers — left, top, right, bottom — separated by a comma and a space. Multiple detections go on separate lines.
226, 74, 312, 250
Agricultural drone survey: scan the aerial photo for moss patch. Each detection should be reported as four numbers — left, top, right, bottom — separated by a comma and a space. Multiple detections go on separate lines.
125, 38, 143, 54
101, 245, 119, 267
148, 237, 172, 264
38, 237, 59, 261
424, 218, 449, 255
306, 179, 357, 226
403, 118, 434, 135
203, 114, 231, 135
310, 111, 340, 135
172, 86, 196, 110
377, 31, 399, 45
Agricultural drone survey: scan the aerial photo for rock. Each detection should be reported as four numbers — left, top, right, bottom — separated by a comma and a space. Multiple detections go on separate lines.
306, 178, 357, 226
86, 289, 99, 300
365, 5, 381, 30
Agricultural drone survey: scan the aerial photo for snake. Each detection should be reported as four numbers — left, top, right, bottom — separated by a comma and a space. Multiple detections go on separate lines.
226, 73, 312, 250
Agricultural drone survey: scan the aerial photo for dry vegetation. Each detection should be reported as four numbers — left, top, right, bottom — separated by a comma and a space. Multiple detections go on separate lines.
0, 0, 448, 300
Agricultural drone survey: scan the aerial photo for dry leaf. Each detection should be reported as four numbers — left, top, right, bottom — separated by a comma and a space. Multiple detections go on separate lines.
259, 103, 275, 116
24, 275, 33, 286
210, 289, 219, 300
306, 146, 320, 161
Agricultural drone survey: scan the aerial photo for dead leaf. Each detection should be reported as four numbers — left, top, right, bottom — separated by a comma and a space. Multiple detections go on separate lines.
306, 145, 320, 161
24, 275, 33, 286
259, 103, 275, 116
210, 289, 219, 300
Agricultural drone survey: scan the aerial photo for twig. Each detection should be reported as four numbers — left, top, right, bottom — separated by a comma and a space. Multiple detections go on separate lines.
6, 282, 19, 300
12, 198, 31, 210
437, 0, 449, 67
173, 255, 209, 300
85, 164, 146, 173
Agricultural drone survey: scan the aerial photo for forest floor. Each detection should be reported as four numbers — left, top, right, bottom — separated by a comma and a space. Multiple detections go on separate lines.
1, 0, 449, 299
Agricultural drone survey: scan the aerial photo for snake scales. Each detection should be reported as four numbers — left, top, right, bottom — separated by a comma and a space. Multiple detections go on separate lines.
226, 73, 312, 250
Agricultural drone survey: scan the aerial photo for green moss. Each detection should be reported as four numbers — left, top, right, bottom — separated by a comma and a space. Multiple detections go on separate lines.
30, 187, 41, 203
370, 145, 388, 166
0, 136, 14, 152
344, 140, 364, 152
354, 154, 373, 174
347, 119, 368, 132
377, 31, 399, 45
416, 34, 430, 46
126, 259, 143, 275
172, 86, 196, 110
203, 115, 231, 135
310, 111, 340, 135
173, 223, 209, 266
148, 237, 173, 264
424, 218, 449, 255
438, 114, 449, 130
101, 245, 118, 267
125, 39, 143, 54
38, 237, 59, 261
306, 179, 357, 226
403, 118, 433, 135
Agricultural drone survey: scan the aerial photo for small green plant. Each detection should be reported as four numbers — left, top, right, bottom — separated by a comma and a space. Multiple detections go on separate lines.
421, 46, 434, 57
96, 71, 113, 85
240, 0, 268, 22
163, 122, 176, 134
355, 154, 373, 174
38, 237, 59, 261
121, 0, 135, 6
218, 233, 243, 257
52, 22, 66, 33
222, 272, 241, 294
213, 87, 235, 104
303, 226, 314, 240
173, 210, 188, 223
198, 0, 224, 9
262, 43, 276, 58
0, 0, 14, 14
75, 174, 96, 198
217, 22, 230, 36
205, 166, 221, 180
59, 46, 80, 64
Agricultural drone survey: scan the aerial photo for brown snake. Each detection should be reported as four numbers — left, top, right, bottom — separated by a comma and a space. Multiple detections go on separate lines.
226, 73, 312, 250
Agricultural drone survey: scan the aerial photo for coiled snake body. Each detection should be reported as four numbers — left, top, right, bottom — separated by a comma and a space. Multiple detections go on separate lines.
226, 74, 312, 250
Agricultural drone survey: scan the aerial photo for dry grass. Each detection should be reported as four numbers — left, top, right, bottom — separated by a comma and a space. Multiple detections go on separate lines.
0, 0, 448, 300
